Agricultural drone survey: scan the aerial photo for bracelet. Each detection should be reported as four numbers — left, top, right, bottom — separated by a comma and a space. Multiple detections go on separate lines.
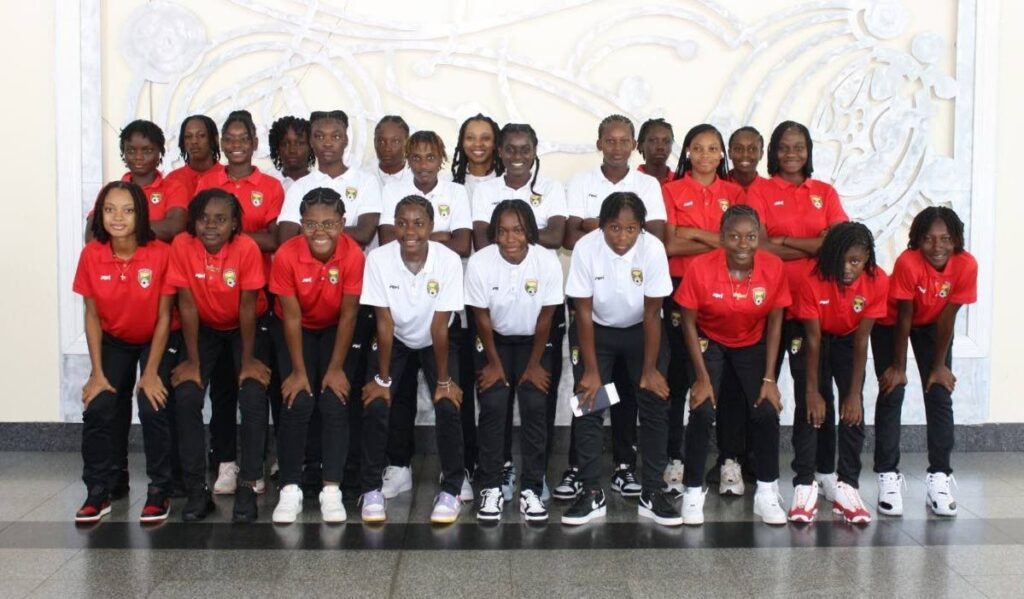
374, 374, 392, 388
762, 377, 776, 384
437, 377, 453, 388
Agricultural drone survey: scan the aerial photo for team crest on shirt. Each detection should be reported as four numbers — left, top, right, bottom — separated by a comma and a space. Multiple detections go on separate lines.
530, 193, 542, 207
852, 295, 866, 313
699, 338, 709, 353
250, 192, 263, 207
150, 192, 162, 205
327, 267, 340, 285
670, 310, 681, 328
631, 268, 643, 285
137, 268, 152, 289
525, 279, 538, 296
345, 187, 357, 201
438, 204, 450, 217
426, 279, 439, 297
939, 281, 952, 298
475, 336, 484, 353
717, 198, 730, 212
571, 346, 580, 366
810, 195, 823, 209
790, 337, 803, 355
753, 287, 766, 306
223, 269, 237, 288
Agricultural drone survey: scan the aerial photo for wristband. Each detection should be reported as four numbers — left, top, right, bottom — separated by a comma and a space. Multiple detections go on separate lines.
762, 377, 776, 384
374, 374, 392, 388
437, 377, 453, 388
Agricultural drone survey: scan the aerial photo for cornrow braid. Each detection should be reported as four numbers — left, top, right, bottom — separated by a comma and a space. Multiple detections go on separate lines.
222, 109, 256, 139
598, 114, 635, 139
451, 114, 503, 184
674, 123, 729, 179
908, 206, 966, 253
598, 191, 647, 229
299, 186, 345, 218
637, 118, 674, 158
813, 222, 877, 285
396, 194, 434, 222
488, 199, 539, 246
375, 115, 410, 136
498, 123, 541, 196
720, 204, 760, 231
268, 116, 313, 171
728, 125, 764, 149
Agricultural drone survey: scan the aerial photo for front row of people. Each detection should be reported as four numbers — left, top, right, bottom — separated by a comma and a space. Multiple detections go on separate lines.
74, 182, 975, 527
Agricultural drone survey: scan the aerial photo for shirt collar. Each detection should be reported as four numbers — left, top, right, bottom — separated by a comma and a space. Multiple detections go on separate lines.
599, 231, 640, 263
390, 239, 438, 276
121, 170, 166, 188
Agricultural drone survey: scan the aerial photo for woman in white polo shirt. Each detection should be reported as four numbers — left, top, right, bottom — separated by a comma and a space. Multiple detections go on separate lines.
359, 195, 467, 525
466, 199, 564, 522
562, 191, 680, 527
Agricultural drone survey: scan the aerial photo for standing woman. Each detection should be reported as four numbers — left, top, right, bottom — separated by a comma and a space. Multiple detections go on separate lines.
268, 115, 314, 191
637, 118, 676, 185
450, 113, 503, 197
167, 188, 272, 522
675, 205, 789, 525
726, 126, 767, 191
73, 181, 179, 523
872, 207, 976, 517
167, 114, 222, 196
660, 124, 745, 495
374, 115, 412, 188
788, 222, 888, 524
467, 200, 564, 521
269, 188, 365, 524
744, 121, 849, 502
563, 192, 679, 526
359, 196, 467, 524
471, 123, 568, 500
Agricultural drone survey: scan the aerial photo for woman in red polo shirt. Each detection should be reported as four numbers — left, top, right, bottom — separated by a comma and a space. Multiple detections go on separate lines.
73, 181, 179, 523
675, 205, 789, 525
872, 207, 976, 518
267, 187, 365, 524
637, 118, 676, 185
167, 188, 272, 523
167, 114, 222, 196
726, 126, 766, 191
788, 222, 888, 524
661, 124, 745, 494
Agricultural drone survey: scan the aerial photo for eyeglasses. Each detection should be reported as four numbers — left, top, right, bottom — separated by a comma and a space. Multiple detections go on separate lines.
301, 219, 343, 232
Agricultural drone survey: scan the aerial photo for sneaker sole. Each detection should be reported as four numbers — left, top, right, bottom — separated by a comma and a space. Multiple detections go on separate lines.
431, 514, 459, 524
552, 490, 581, 501
638, 506, 683, 526
75, 505, 111, 523
362, 513, 387, 523
753, 507, 787, 526
476, 512, 502, 522
877, 502, 903, 517
927, 499, 957, 517
322, 512, 347, 523
272, 514, 299, 524
832, 504, 872, 524
682, 516, 705, 526
139, 511, 170, 523
561, 505, 607, 526
521, 511, 549, 522
719, 483, 744, 496
788, 509, 817, 523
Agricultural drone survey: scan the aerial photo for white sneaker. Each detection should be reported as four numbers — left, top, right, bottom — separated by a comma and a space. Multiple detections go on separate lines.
272, 484, 303, 523
460, 470, 474, 502
520, 489, 549, 522
925, 473, 958, 517
360, 490, 387, 523
788, 482, 819, 522
681, 487, 707, 526
663, 459, 684, 494
832, 481, 871, 524
254, 478, 266, 495
476, 487, 504, 521
213, 461, 239, 495
319, 486, 347, 523
753, 481, 788, 525
719, 459, 745, 496
877, 472, 905, 516
381, 466, 413, 499
430, 491, 462, 524
815, 472, 838, 502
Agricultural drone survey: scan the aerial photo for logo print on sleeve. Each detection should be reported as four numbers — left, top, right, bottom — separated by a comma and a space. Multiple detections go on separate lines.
137, 268, 153, 289
223, 269, 237, 288
426, 279, 439, 297
810, 195, 823, 209
631, 268, 644, 285
345, 187, 357, 201
530, 193, 543, 207
150, 192, 162, 205
525, 279, 538, 296
251, 191, 263, 207
753, 287, 766, 306
852, 295, 866, 313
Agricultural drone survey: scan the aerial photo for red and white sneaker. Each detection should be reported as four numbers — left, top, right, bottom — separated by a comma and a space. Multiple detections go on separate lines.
832, 481, 871, 524
140, 488, 170, 523
75, 492, 111, 523
788, 482, 819, 523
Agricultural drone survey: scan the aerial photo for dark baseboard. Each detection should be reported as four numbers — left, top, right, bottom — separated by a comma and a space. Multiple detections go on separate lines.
2, 422, 1024, 452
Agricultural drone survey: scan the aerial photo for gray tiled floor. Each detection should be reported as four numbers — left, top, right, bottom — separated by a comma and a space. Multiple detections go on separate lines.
2, 451, 1024, 597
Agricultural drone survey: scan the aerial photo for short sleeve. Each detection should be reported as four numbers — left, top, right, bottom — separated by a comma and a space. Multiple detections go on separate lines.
642, 237, 673, 298
157, 249, 176, 296
791, 278, 820, 321
950, 253, 978, 305
564, 241, 594, 299
357, 174, 383, 217
470, 184, 494, 223
673, 270, 702, 311
72, 247, 94, 298
539, 250, 565, 306
771, 260, 793, 309
823, 183, 848, 226
889, 252, 917, 301
638, 176, 667, 222
341, 243, 365, 296
865, 271, 889, 320
238, 238, 267, 290
448, 184, 473, 231
565, 173, 587, 219
263, 180, 285, 226
543, 181, 569, 218
378, 183, 400, 226
360, 251, 389, 308
166, 236, 191, 289
268, 249, 296, 297
436, 253, 464, 312
463, 254, 489, 309
278, 180, 307, 225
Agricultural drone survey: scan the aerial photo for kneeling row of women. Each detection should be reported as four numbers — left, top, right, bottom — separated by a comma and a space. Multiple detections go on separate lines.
73, 111, 976, 528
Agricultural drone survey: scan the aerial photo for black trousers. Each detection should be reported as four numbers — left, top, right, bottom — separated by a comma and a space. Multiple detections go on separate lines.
871, 323, 955, 475
208, 353, 237, 465
454, 311, 479, 471
270, 318, 366, 487
785, 323, 864, 488
682, 336, 780, 487
366, 336, 465, 496
571, 321, 670, 492
174, 323, 271, 490
476, 332, 554, 494
663, 285, 692, 461
82, 332, 181, 494
502, 304, 566, 464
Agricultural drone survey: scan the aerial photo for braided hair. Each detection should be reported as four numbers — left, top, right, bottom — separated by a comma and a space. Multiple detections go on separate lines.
222, 109, 256, 139
598, 191, 647, 229
299, 187, 345, 218
451, 114, 503, 183
728, 125, 764, 149
813, 222, 877, 284
177, 114, 220, 163
497, 123, 540, 196
674, 123, 729, 179
268, 116, 313, 171
488, 199, 539, 245
908, 206, 966, 253
395, 194, 434, 222
719, 204, 761, 232
767, 121, 814, 178
120, 119, 166, 163
597, 114, 635, 138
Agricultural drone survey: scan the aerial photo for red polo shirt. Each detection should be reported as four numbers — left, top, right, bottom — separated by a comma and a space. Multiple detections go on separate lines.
883, 249, 978, 326
792, 265, 889, 336
118, 171, 189, 222
73, 240, 176, 344
674, 248, 791, 348
662, 174, 746, 277
270, 234, 365, 330
195, 166, 284, 234
166, 233, 268, 331
167, 163, 224, 197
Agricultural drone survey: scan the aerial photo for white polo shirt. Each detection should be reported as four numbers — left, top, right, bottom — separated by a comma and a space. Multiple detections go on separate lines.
379, 179, 472, 234
565, 229, 672, 328
376, 165, 412, 189
361, 240, 464, 350
278, 167, 383, 226
465, 244, 564, 337
566, 166, 667, 223
471, 175, 568, 230
271, 170, 309, 192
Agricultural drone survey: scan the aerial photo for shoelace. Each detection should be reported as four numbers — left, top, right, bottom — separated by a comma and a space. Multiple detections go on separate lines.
522, 492, 544, 512
840, 485, 867, 511
929, 474, 957, 496
621, 470, 639, 486
795, 485, 817, 510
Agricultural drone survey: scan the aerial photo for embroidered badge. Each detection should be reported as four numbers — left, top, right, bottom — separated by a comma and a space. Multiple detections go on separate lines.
137, 268, 152, 289
631, 268, 643, 285
525, 279, 538, 296
223, 269, 237, 288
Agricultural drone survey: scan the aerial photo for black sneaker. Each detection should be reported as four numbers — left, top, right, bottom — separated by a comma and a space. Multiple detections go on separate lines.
232, 484, 258, 523
561, 489, 607, 525
182, 487, 214, 522
110, 471, 130, 500
140, 487, 170, 523
610, 465, 642, 498
552, 467, 583, 501
75, 488, 111, 523
638, 490, 683, 526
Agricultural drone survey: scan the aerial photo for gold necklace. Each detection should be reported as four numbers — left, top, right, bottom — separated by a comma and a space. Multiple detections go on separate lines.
729, 269, 752, 299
